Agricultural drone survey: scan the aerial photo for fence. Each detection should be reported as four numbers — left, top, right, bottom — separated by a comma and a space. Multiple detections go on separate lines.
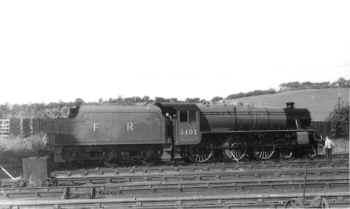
0, 118, 45, 138
0, 119, 10, 137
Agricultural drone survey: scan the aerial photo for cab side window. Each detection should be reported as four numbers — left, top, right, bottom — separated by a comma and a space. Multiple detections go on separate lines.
189, 110, 196, 122
180, 110, 188, 122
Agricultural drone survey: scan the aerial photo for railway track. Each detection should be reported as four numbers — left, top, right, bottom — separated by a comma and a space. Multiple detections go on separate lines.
1, 154, 347, 180
0, 155, 348, 209
53, 166, 349, 186
0, 175, 348, 200
52, 155, 349, 177
0, 191, 348, 209
1, 157, 347, 188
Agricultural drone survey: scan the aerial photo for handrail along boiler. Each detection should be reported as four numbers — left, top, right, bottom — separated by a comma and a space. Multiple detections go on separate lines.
45, 102, 319, 163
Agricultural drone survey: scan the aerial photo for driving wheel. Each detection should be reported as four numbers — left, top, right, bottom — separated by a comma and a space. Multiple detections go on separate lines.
223, 138, 248, 162
254, 144, 276, 160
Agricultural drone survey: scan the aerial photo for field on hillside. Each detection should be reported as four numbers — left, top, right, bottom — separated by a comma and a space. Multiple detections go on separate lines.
228, 88, 349, 121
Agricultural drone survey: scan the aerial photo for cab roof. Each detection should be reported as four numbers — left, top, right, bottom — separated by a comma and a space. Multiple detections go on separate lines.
155, 102, 199, 111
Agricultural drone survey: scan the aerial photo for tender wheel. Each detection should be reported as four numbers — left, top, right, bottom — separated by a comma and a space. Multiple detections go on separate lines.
307, 145, 317, 159
254, 144, 276, 160
103, 149, 116, 162
144, 147, 163, 162
223, 138, 248, 162
280, 149, 294, 159
187, 145, 214, 163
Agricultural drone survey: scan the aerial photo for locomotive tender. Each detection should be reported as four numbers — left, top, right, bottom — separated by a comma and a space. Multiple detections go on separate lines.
46, 102, 319, 163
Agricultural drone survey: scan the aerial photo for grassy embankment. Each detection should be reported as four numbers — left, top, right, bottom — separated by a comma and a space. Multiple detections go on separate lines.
228, 88, 349, 121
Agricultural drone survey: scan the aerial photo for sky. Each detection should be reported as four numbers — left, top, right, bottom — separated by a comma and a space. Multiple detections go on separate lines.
0, 0, 349, 104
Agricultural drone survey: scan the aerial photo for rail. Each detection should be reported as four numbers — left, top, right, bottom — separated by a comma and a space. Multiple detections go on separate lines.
0, 176, 348, 200
52, 166, 349, 186
0, 191, 348, 209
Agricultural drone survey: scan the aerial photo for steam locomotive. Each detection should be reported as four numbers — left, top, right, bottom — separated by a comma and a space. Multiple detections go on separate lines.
45, 102, 320, 163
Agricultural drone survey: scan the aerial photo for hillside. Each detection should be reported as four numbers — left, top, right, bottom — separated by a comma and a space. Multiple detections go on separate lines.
228, 88, 349, 121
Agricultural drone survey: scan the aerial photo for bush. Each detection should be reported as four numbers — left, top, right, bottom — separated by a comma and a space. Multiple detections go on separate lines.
327, 104, 349, 139
0, 133, 49, 163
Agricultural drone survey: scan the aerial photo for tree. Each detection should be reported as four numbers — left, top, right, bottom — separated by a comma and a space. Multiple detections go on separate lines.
226, 89, 276, 100
332, 77, 350, 88
169, 98, 179, 103
124, 96, 142, 104
141, 96, 151, 103
327, 103, 349, 139
0, 104, 10, 118
74, 98, 85, 106
211, 96, 223, 103
154, 97, 169, 103
185, 98, 201, 103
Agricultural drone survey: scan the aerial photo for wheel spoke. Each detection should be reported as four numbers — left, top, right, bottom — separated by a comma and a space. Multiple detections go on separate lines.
255, 145, 275, 160
188, 146, 213, 163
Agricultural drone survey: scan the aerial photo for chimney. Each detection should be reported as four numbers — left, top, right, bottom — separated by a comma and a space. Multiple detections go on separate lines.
286, 102, 295, 109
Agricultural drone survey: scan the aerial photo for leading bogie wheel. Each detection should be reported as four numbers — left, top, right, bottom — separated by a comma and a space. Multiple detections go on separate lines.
280, 149, 294, 160
307, 145, 317, 159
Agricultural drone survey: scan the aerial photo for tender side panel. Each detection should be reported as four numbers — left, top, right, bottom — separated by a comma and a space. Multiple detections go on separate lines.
50, 106, 165, 146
